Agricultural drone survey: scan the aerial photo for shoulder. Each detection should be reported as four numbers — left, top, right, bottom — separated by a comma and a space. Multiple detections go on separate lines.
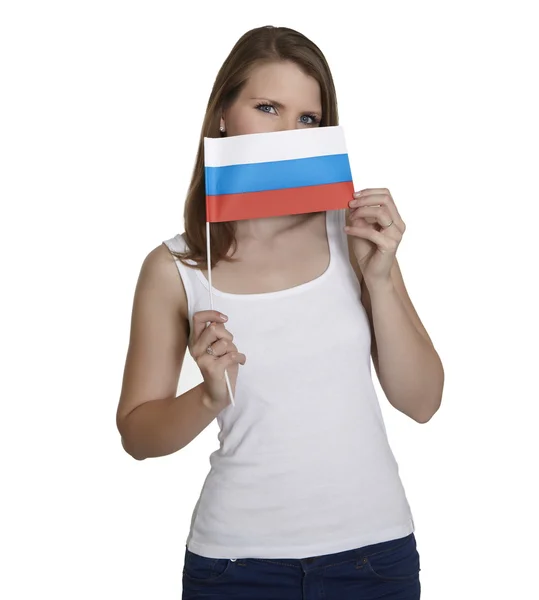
138, 242, 189, 323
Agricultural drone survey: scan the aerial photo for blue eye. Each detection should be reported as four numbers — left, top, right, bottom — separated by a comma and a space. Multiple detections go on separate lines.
255, 103, 276, 114
254, 102, 320, 125
300, 114, 319, 125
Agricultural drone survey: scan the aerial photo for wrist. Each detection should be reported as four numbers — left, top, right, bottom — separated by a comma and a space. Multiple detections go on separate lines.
199, 383, 228, 414
364, 278, 395, 297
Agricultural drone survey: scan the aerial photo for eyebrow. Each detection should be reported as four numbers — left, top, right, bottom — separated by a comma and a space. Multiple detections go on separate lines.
250, 97, 321, 115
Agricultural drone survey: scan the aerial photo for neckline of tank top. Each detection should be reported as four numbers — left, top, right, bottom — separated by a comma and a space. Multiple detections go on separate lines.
177, 209, 340, 300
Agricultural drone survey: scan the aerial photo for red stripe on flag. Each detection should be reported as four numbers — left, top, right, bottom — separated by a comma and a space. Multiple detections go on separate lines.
206, 181, 354, 223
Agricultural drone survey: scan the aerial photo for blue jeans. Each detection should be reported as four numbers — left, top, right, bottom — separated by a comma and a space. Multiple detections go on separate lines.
182, 532, 421, 599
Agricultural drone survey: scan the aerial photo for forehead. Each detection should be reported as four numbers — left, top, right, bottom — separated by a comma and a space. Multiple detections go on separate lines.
241, 61, 321, 105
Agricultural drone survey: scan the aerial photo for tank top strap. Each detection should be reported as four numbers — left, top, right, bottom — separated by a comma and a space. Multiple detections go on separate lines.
327, 207, 352, 267
162, 234, 199, 336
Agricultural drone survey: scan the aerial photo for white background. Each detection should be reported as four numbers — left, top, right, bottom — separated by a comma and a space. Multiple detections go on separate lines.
1, 1, 538, 598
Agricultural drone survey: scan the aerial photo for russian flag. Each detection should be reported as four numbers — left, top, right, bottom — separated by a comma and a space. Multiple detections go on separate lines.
204, 125, 354, 222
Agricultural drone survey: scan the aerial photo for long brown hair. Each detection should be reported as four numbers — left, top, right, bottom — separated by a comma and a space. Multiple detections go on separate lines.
171, 25, 340, 271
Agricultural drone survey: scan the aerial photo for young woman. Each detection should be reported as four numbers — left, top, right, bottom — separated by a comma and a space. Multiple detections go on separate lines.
116, 25, 444, 600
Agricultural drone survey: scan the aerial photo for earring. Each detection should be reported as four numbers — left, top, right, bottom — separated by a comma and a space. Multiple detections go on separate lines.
220, 125, 225, 133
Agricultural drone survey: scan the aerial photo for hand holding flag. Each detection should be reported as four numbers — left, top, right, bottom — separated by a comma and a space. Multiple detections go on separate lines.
346, 188, 406, 289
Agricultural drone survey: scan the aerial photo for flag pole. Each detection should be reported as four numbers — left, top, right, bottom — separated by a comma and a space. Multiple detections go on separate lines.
206, 220, 236, 407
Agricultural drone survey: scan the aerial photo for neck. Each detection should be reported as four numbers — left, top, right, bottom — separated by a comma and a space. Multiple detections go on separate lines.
233, 212, 319, 243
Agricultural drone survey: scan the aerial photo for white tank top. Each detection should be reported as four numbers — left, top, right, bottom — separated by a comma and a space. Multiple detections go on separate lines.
162, 208, 415, 559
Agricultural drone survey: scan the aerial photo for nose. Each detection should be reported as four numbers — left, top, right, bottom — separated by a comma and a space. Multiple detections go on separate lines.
275, 116, 299, 132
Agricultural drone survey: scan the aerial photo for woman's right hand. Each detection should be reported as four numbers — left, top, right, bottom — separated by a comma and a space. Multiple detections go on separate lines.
189, 310, 247, 411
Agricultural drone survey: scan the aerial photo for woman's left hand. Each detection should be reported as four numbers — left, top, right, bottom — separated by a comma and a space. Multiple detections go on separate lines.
344, 188, 406, 288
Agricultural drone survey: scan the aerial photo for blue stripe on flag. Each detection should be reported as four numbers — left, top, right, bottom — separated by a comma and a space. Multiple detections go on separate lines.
205, 154, 352, 196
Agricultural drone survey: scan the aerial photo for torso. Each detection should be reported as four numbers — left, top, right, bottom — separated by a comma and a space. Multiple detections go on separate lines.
199, 212, 330, 295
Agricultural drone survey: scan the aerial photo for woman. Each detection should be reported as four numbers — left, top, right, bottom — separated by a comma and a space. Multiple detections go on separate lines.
116, 25, 444, 599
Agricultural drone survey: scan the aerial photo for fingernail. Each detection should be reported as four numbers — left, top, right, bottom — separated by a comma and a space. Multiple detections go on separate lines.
353, 191, 362, 198
220, 314, 228, 321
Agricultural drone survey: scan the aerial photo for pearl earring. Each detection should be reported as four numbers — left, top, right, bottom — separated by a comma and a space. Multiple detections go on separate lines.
220, 125, 225, 133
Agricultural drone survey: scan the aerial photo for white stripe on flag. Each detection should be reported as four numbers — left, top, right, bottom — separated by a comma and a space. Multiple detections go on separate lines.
204, 125, 348, 167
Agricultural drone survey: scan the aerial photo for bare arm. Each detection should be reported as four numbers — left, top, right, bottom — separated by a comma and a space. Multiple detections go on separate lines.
115, 243, 222, 460
119, 382, 221, 460
345, 209, 444, 422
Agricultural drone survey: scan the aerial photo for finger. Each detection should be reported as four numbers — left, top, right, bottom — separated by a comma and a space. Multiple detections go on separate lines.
353, 188, 391, 197
352, 193, 401, 224
207, 339, 238, 359
217, 350, 247, 367
351, 193, 392, 208
198, 345, 245, 372
344, 225, 399, 254
192, 323, 220, 359
192, 310, 228, 344
351, 206, 403, 233
350, 205, 391, 221
352, 193, 401, 222
204, 321, 234, 343
192, 322, 234, 359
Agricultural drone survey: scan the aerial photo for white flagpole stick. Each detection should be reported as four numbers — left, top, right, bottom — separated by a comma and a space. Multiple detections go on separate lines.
206, 220, 235, 407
